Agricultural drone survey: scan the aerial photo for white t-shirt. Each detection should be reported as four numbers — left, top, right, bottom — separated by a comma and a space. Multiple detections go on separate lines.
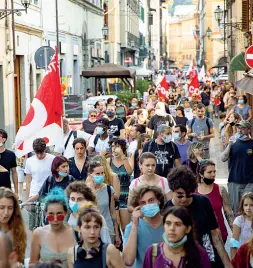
127, 140, 137, 157
129, 176, 170, 194
233, 215, 253, 245
24, 153, 55, 197
54, 130, 91, 159
88, 135, 110, 153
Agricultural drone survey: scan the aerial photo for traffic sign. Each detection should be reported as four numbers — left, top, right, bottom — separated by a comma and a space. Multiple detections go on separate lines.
125, 57, 132, 65
35, 46, 55, 70
245, 45, 253, 68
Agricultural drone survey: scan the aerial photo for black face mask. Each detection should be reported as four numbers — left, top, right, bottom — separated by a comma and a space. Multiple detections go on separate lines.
230, 122, 236, 127
203, 177, 215, 185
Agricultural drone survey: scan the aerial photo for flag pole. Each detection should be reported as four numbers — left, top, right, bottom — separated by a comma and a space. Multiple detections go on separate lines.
55, 0, 61, 77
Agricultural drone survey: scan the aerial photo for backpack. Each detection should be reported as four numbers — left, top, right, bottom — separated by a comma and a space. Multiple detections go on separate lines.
73, 243, 109, 268
94, 134, 113, 147
64, 130, 77, 149
188, 117, 211, 142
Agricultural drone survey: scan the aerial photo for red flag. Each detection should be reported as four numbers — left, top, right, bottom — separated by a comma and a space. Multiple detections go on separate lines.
156, 75, 169, 100
15, 47, 63, 157
188, 71, 200, 98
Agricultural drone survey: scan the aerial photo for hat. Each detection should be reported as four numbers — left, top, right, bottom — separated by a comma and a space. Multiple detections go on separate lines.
97, 117, 109, 127
235, 121, 251, 128
175, 106, 184, 111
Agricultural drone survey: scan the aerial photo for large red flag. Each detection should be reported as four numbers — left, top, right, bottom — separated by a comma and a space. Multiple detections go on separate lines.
156, 75, 169, 100
188, 71, 200, 98
15, 47, 63, 158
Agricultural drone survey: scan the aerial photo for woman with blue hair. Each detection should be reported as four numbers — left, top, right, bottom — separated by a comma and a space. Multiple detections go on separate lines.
29, 187, 76, 267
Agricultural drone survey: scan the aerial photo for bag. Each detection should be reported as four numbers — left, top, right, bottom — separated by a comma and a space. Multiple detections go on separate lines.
64, 130, 77, 149
152, 243, 158, 267
188, 117, 211, 142
207, 105, 213, 113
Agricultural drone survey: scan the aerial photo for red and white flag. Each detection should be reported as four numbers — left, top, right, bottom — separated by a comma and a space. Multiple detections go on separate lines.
188, 71, 200, 99
156, 75, 169, 100
15, 47, 63, 158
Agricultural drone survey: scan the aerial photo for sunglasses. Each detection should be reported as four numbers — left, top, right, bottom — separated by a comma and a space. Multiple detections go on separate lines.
46, 214, 65, 222
90, 115, 97, 118
176, 193, 193, 199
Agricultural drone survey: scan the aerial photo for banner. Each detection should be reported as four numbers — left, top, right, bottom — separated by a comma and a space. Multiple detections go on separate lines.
15, 47, 64, 158
156, 75, 169, 100
188, 71, 200, 98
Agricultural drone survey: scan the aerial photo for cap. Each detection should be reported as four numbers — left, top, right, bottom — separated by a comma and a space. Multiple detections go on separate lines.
175, 106, 184, 111
235, 121, 251, 128
97, 117, 109, 127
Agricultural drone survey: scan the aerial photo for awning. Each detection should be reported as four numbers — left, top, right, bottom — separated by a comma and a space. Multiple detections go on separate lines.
229, 52, 248, 71
235, 72, 253, 94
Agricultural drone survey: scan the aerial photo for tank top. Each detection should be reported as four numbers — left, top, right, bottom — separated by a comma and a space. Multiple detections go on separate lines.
196, 183, 228, 242
40, 228, 76, 268
74, 242, 108, 268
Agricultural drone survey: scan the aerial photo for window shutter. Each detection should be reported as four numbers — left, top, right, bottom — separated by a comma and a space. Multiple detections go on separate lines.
242, 0, 249, 32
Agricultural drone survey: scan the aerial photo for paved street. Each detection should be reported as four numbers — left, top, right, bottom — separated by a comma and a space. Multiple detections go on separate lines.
21, 119, 229, 261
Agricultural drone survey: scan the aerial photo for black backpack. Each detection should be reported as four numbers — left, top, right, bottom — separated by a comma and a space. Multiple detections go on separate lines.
188, 117, 211, 142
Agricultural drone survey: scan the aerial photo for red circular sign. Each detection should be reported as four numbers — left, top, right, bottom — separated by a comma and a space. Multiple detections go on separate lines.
245, 45, 253, 68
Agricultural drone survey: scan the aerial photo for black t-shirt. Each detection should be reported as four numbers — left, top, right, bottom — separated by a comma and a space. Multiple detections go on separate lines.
0, 149, 17, 188
82, 120, 97, 135
228, 139, 253, 183
148, 114, 175, 138
142, 140, 180, 177
39, 175, 75, 198
174, 116, 188, 126
165, 194, 219, 262
201, 92, 210, 106
108, 117, 125, 137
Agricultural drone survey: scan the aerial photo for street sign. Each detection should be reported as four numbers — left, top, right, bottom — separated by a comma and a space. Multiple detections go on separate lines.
35, 46, 55, 70
125, 57, 132, 65
245, 45, 253, 68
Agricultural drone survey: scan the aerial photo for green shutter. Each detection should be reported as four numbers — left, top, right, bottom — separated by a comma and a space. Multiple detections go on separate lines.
229, 52, 248, 71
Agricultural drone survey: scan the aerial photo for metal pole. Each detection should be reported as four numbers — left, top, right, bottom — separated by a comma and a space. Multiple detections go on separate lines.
11, 0, 16, 72
55, 0, 59, 50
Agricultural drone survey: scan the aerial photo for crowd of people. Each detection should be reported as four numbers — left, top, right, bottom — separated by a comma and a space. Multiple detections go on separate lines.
0, 79, 253, 268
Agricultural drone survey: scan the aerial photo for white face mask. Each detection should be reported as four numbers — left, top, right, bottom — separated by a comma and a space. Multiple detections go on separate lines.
0, 142, 3, 147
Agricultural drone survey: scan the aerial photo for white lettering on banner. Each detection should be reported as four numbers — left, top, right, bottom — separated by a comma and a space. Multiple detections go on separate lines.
189, 85, 199, 95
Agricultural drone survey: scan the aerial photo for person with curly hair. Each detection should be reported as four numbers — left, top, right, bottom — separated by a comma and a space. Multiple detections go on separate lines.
0, 187, 27, 264
123, 185, 164, 268
30, 188, 76, 268
109, 137, 133, 231
164, 167, 232, 268
143, 207, 211, 268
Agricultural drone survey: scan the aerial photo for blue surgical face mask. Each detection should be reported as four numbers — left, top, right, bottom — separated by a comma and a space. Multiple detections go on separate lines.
96, 127, 105, 135
163, 232, 188, 248
69, 200, 79, 213
132, 103, 137, 107
238, 100, 244, 104
173, 133, 180, 141
162, 135, 172, 143
93, 175, 104, 185
141, 203, 160, 218
0, 142, 3, 147
239, 134, 248, 141
152, 101, 157, 105
58, 171, 68, 177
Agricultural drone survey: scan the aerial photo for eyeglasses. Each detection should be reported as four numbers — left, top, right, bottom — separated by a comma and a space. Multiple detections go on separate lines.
46, 214, 65, 222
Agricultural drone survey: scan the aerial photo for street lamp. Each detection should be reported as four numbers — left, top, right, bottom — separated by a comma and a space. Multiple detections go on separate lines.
102, 24, 109, 39
0, 0, 31, 20
214, 5, 223, 26
206, 27, 212, 39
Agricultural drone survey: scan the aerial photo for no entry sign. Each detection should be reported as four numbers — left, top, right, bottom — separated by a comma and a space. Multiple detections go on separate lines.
245, 45, 253, 68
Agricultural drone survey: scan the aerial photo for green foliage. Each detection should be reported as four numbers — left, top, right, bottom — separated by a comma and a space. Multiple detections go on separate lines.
136, 80, 151, 95
113, 90, 136, 107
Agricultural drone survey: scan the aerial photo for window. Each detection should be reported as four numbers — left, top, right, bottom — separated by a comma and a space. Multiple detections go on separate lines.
34, 0, 39, 4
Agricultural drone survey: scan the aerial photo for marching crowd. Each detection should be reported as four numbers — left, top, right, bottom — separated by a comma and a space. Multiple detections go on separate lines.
0, 80, 253, 268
